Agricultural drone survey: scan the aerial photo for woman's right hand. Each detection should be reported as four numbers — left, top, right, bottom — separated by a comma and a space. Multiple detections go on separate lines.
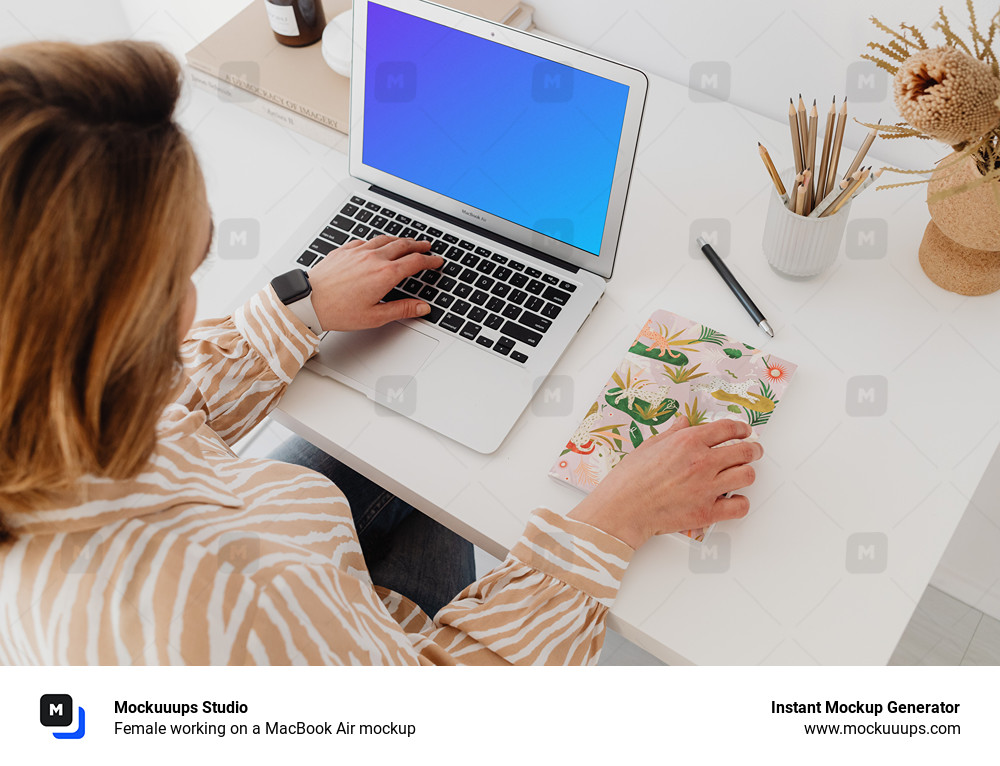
567, 416, 762, 549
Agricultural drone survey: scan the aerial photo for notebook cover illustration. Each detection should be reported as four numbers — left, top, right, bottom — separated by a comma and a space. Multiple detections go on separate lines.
549, 310, 797, 542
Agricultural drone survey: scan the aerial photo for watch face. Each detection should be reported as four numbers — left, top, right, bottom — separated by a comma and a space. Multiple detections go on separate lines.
271, 269, 311, 305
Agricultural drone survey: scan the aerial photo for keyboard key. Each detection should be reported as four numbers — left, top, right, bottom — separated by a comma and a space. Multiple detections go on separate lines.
356, 209, 373, 223
501, 321, 542, 347
350, 195, 365, 205
509, 289, 527, 305
297, 251, 318, 267
525, 267, 542, 278
446, 247, 465, 261
420, 305, 444, 324
476, 336, 493, 348
461, 253, 480, 268
416, 231, 433, 242
353, 223, 371, 238
332, 214, 355, 232
321, 227, 348, 245
475, 275, 495, 291
365, 201, 380, 212
526, 296, 544, 313
430, 240, 448, 254
542, 273, 559, 285
494, 266, 512, 282
484, 314, 503, 330
508, 260, 525, 271
452, 300, 471, 316
460, 322, 481, 340
526, 279, 545, 295
476, 260, 495, 275
371, 215, 388, 229
491, 253, 508, 264
458, 268, 477, 284
401, 227, 418, 239
438, 276, 457, 291
541, 302, 562, 319
518, 310, 551, 333
486, 297, 505, 313
454, 283, 472, 298
366, 229, 380, 240
396, 214, 412, 225
382, 208, 396, 219
440, 313, 463, 332
382, 288, 408, 302
443, 233, 459, 244
560, 280, 577, 292
475, 246, 492, 257
418, 285, 438, 301
311, 238, 335, 255
411, 221, 427, 231
494, 337, 514, 356
469, 307, 487, 322
427, 227, 443, 237
502, 304, 521, 320
402, 278, 422, 293
422, 270, 440, 284
543, 285, 571, 306
341, 203, 359, 217
491, 283, 511, 298
509, 273, 529, 288
434, 293, 455, 308
459, 240, 475, 250
443, 262, 462, 276
469, 290, 489, 306
385, 221, 403, 235
510, 351, 528, 364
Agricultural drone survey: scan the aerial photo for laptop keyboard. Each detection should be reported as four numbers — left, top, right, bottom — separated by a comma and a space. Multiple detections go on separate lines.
294, 194, 579, 365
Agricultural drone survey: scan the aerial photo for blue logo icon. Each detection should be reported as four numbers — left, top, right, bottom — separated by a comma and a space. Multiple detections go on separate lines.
40, 694, 86, 739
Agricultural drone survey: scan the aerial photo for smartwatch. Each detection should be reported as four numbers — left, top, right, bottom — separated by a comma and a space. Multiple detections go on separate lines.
270, 269, 322, 334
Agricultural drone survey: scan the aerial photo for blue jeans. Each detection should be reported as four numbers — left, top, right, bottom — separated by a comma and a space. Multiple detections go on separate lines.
268, 436, 476, 617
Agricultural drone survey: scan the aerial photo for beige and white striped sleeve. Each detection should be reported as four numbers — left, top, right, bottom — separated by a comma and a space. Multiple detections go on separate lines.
178, 286, 320, 445
423, 508, 635, 665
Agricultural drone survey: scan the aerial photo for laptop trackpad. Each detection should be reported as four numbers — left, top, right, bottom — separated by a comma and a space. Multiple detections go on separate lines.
310, 322, 438, 390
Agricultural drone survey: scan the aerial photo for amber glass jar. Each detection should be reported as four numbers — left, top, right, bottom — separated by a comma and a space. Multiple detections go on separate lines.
264, 0, 327, 47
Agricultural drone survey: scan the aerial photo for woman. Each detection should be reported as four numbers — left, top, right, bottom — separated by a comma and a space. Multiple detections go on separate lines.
0, 40, 761, 665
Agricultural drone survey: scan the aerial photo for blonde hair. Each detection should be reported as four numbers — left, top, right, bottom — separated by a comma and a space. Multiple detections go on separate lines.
0, 41, 204, 536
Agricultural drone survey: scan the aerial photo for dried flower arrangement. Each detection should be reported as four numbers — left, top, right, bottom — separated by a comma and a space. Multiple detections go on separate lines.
862, 2, 1000, 200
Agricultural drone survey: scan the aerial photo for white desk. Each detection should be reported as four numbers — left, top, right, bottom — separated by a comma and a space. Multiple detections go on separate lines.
206, 70, 997, 665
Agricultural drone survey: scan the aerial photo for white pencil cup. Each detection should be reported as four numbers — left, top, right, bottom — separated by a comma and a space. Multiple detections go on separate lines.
761, 169, 851, 278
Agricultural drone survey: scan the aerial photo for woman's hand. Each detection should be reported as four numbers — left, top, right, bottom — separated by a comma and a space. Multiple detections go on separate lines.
568, 416, 762, 549
306, 235, 443, 331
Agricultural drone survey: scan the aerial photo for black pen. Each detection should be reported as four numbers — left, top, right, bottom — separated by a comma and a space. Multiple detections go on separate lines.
695, 237, 774, 338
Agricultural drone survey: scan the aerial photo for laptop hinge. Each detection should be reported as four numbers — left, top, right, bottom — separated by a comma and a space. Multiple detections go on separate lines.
368, 185, 581, 274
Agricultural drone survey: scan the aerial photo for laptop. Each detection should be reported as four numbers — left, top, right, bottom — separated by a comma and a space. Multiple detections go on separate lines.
265, 0, 647, 453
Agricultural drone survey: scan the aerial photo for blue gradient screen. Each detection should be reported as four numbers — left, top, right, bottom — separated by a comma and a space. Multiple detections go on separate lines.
363, 2, 630, 255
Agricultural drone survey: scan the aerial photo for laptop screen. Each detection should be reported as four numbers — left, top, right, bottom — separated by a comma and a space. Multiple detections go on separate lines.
362, 2, 630, 256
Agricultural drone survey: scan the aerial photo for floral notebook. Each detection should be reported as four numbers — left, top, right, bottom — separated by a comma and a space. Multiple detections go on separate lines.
549, 310, 797, 542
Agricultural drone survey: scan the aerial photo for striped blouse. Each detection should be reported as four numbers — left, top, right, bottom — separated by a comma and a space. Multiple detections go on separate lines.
0, 287, 634, 665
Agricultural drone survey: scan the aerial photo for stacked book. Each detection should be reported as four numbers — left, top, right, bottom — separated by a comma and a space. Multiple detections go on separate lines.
186, 0, 535, 148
